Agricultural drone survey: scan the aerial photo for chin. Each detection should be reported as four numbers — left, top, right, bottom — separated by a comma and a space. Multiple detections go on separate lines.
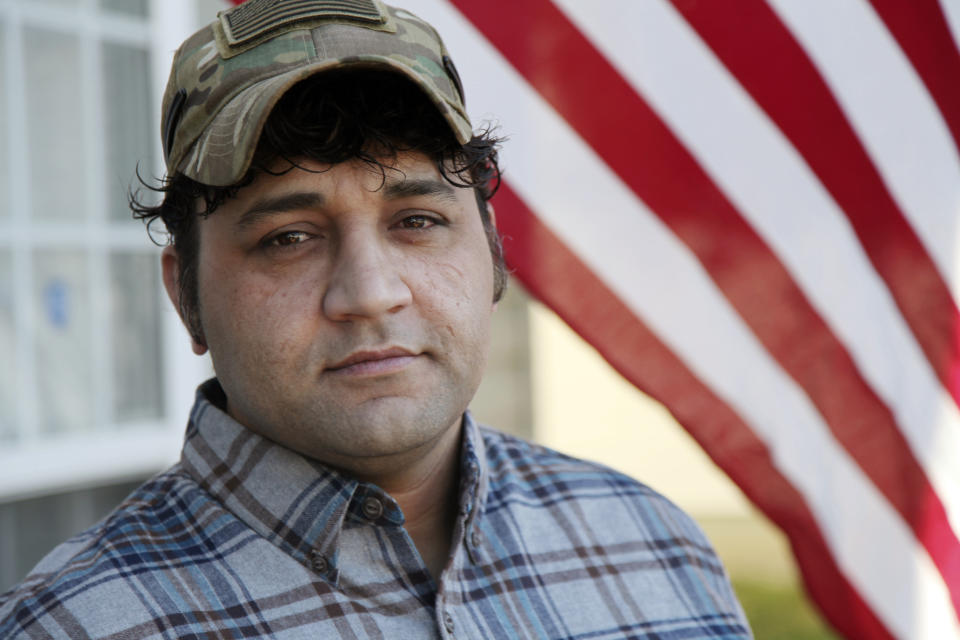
322, 405, 459, 458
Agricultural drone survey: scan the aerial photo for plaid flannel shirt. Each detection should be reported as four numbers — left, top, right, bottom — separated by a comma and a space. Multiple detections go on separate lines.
1, 380, 751, 639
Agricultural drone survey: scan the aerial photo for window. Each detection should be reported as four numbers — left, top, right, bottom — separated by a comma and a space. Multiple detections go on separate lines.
0, 0, 211, 501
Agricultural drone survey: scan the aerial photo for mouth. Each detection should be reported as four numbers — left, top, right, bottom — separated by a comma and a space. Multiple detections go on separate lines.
326, 347, 420, 376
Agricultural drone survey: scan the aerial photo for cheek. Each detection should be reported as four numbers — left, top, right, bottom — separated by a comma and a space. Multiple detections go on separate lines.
414, 248, 494, 344
421, 225, 495, 295
198, 259, 321, 354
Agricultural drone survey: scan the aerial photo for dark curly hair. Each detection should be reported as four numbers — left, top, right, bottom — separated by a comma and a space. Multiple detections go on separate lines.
131, 68, 505, 346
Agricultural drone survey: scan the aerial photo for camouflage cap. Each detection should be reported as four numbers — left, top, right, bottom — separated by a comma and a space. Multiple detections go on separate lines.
161, 0, 472, 186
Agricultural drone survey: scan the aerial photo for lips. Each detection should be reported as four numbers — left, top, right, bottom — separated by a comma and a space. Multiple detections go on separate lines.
326, 347, 418, 374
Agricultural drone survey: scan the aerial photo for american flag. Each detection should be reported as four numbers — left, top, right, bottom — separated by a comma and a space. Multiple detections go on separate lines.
231, 1, 960, 637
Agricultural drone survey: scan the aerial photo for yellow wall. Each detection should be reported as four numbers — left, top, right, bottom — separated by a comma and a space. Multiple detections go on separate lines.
529, 299, 750, 518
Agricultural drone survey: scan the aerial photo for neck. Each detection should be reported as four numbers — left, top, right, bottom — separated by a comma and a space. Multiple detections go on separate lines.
356, 419, 463, 581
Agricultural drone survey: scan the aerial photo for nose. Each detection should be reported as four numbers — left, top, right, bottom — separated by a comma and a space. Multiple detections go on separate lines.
322, 231, 412, 321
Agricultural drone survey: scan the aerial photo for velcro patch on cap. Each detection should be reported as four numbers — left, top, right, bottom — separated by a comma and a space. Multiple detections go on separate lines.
221, 0, 387, 47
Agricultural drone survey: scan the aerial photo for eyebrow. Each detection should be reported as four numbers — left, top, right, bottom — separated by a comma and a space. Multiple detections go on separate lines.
382, 178, 459, 202
232, 178, 457, 231
235, 192, 325, 231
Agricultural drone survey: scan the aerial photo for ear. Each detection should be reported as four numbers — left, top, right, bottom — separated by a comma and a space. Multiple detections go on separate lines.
161, 246, 208, 355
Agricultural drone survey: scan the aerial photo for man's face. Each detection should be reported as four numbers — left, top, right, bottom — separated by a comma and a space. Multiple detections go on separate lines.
164, 152, 496, 476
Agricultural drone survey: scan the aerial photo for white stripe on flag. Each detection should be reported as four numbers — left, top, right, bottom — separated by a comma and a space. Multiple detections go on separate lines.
553, 0, 960, 555
768, 0, 960, 308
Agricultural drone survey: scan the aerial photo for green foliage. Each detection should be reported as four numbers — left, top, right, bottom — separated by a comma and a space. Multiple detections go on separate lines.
733, 580, 840, 640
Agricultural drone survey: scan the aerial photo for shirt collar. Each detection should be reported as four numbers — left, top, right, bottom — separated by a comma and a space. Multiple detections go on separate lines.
179, 379, 489, 580
458, 411, 489, 527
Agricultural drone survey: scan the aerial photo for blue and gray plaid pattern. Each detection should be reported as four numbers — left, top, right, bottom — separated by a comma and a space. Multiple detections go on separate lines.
1, 380, 751, 639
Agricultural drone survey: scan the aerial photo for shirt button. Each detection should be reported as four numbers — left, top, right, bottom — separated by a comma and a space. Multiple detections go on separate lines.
471, 530, 482, 547
443, 612, 455, 634
310, 550, 328, 573
361, 496, 384, 521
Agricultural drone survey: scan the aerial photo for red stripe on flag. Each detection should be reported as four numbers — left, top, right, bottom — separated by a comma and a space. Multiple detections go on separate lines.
670, 0, 960, 442
867, 0, 960, 155
495, 180, 894, 640
451, 0, 960, 621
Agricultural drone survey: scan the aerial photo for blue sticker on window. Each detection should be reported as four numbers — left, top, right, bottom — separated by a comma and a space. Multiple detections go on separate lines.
43, 279, 69, 329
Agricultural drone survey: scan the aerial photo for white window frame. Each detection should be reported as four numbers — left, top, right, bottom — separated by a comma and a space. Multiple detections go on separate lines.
0, 0, 212, 502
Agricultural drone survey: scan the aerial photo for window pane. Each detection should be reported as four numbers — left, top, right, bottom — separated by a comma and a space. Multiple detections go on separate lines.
33, 250, 92, 434
110, 252, 163, 422
99, 0, 148, 17
102, 42, 153, 221
0, 251, 15, 442
25, 28, 85, 222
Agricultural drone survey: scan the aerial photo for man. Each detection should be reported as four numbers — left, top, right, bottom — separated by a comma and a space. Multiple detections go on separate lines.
1, 1, 751, 637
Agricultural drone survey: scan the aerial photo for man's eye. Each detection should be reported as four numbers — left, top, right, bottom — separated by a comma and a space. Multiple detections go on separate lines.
399, 215, 436, 230
265, 230, 311, 247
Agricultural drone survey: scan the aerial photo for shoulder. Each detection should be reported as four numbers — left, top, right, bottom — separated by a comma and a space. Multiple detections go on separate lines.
0, 466, 218, 638
480, 425, 674, 509
480, 425, 717, 542
477, 427, 746, 616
